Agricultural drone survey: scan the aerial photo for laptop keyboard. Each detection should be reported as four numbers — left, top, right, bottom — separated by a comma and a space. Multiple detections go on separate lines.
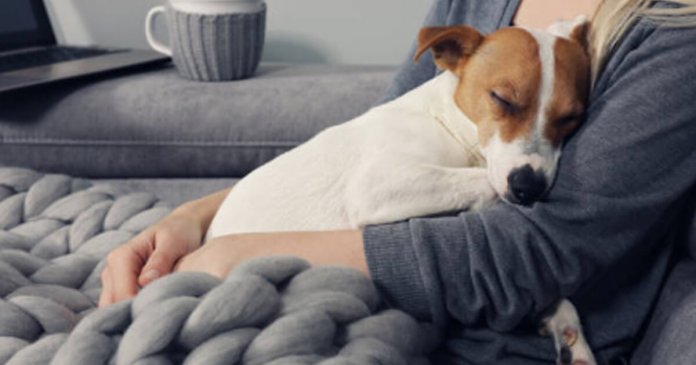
0, 46, 122, 73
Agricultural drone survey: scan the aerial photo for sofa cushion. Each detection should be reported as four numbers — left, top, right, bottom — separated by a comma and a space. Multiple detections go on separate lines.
689, 210, 696, 260
631, 259, 696, 365
0, 63, 394, 178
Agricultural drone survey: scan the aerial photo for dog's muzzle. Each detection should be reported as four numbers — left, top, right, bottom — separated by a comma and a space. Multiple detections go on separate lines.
506, 164, 548, 205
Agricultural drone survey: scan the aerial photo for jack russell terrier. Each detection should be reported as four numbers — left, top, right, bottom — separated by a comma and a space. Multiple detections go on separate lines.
208, 19, 594, 365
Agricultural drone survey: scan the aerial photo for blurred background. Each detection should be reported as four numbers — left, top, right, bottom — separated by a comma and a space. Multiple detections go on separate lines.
44, 0, 430, 65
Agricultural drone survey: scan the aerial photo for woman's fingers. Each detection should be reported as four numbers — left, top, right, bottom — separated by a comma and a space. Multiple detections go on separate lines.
98, 266, 114, 307
104, 245, 145, 304
138, 244, 179, 287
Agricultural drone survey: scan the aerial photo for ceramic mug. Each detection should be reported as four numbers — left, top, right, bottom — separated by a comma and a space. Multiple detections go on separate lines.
166, 0, 264, 14
145, 0, 266, 81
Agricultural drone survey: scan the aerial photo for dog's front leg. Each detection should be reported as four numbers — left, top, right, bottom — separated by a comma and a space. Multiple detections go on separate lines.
348, 165, 497, 227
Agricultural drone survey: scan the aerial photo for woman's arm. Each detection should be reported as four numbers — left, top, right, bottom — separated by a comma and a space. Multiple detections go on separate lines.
173, 187, 231, 231
174, 230, 368, 278
99, 188, 230, 306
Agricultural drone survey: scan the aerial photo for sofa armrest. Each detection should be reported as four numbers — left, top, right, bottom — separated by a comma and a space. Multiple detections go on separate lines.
0, 63, 395, 178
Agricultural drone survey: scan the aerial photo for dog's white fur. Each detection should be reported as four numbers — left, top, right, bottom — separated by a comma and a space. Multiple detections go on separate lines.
208, 71, 495, 237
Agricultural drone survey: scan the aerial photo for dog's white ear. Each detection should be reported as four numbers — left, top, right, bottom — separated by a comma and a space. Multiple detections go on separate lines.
414, 25, 483, 72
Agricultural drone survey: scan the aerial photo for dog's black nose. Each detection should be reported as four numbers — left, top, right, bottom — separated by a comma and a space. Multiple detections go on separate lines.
506, 165, 547, 205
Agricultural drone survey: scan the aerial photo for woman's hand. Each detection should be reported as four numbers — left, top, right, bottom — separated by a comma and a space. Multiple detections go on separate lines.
98, 211, 205, 306
99, 188, 230, 307
174, 230, 369, 279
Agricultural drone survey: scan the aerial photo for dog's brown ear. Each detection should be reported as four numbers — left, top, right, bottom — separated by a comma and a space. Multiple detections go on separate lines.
569, 20, 591, 55
414, 25, 483, 72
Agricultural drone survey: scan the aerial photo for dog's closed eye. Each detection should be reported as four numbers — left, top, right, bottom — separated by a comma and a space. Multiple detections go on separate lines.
490, 91, 519, 114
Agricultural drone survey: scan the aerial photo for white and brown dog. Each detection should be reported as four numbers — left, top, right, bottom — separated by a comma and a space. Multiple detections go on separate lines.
208, 19, 594, 365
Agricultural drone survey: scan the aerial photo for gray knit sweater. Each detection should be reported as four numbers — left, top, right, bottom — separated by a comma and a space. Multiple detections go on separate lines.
363, 1, 696, 364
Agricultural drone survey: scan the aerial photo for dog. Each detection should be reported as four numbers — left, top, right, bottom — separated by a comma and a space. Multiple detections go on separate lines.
207, 19, 595, 365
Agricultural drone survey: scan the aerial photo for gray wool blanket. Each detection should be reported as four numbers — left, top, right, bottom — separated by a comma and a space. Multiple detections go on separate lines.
0, 167, 440, 364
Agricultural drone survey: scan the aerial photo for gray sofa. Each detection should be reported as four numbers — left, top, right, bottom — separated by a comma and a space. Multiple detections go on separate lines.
1, 63, 694, 364
0, 63, 392, 205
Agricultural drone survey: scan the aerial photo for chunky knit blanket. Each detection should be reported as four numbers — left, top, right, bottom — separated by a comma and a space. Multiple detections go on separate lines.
0, 168, 440, 364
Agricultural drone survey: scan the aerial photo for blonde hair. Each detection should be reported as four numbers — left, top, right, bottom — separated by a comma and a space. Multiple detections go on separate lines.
590, 0, 696, 83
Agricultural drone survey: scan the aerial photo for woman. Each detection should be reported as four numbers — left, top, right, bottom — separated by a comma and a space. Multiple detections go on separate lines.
100, 1, 696, 364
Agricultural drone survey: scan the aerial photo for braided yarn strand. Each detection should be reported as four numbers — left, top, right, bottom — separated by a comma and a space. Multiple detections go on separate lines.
0, 168, 440, 364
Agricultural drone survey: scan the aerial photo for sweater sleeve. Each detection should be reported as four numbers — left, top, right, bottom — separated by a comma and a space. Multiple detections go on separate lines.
363, 23, 696, 330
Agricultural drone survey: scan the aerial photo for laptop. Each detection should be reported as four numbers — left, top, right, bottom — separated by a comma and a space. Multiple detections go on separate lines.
0, 0, 170, 93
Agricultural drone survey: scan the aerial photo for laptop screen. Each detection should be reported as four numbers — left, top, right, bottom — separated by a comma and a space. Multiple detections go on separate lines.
0, 0, 56, 52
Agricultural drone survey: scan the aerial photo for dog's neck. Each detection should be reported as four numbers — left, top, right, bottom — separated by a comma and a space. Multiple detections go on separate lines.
392, 71, 485, 164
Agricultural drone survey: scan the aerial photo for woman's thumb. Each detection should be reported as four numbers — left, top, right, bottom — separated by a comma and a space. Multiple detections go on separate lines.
138, 248, 178, 286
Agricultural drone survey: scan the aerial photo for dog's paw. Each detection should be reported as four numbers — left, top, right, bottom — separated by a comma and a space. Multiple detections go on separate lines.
469, 181, 498, 212
543, 300, 597, 365
555, 325, 596, 365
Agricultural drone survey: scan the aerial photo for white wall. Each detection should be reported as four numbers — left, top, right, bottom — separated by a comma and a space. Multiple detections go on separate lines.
44, 0, 431, 65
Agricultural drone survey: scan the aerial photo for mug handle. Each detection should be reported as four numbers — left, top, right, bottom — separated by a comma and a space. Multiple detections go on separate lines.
145, 6, 173, 56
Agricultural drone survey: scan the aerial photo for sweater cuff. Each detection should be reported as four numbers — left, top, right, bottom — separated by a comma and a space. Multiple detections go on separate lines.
363, 222, 433, 321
